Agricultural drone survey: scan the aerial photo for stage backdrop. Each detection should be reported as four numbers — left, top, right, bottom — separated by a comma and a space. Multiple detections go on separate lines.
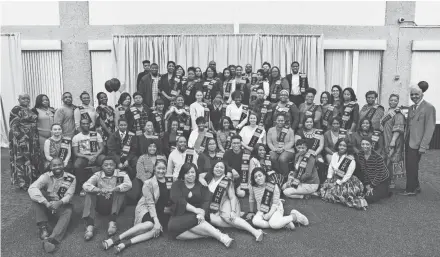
112, 34, 325, 96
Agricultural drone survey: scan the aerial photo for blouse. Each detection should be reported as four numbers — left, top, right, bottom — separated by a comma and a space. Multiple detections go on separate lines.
266, 126, 295, 152
358, 150, 389, 187
225, 103, 249, 128
239, 125, 265, 146
249, 184, 281, 211
73, 105, 97, 130
170, 180, 211, 218
36, 108, 55, 137
189, 102, 205, 130
327, 153, 356, 183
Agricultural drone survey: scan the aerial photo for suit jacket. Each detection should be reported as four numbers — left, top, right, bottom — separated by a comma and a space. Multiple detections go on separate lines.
137, 71, 149, 89
138, 73, 158, 107
107, 130, 138, 162
405, 100, 436, 150
282, 73, 309, 95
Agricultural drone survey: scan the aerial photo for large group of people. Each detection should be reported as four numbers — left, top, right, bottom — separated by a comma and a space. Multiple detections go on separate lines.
8, 59, 436, 254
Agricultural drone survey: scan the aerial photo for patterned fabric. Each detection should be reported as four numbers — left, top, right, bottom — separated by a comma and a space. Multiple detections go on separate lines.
44, 138, 62, 170
358, 151, 389, 187
320, 176, 367, 210
359, 104, 385, 131
152, 76, 160, 105
381, 108, 406, 179
96, 105, 115, 141
9, 105, 40, 189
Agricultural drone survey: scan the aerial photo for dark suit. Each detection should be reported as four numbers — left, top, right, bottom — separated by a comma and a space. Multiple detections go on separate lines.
107, 130, 139, 179
282, 73, 309, 107
137, 71, 149, 89
138, 73, 159, 107
405, 99, 436, 192
158, 74, 178, 110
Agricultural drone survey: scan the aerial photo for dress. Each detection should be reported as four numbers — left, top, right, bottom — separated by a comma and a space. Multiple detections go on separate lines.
36, 107, 55, 151
96, 105, 115, 142
9, 105, 40, 189
168, 181, 211, 239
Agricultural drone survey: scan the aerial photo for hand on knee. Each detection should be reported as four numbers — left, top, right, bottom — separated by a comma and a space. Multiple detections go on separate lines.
236, 188, 246, 198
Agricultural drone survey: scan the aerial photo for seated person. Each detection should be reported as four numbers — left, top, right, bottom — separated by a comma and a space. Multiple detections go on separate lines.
216, 116, 236, 153
72, 118, 106, 194
323, 117, 347, 164
138, 121, 163, 155
188, 116, 213, 154
197, 137, 224, 175
223, 135, 248, 197
239, 112, 266, 152
246, 167, 309, 230
102, 159, 171, 253
82, 157, 132, 241
167, 136, 199, 181
295, 116, 324, 163
282, 139, 320, 199
350, 118, 384, 157
28, 158, 76, 253
43, 123, 72, 171
107, 118, 138, 180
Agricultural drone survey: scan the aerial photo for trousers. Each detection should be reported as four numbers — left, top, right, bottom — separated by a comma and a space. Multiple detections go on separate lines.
270, 151, 295, 177
405, 140, 421, 193
82, 192, 125, 222
74, 155, 106, 192
33, 202, 73, 242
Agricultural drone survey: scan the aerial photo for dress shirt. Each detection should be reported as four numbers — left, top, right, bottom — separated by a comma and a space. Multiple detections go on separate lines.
83, 169, 132, 192
28, 171, 76, 204
291, 74, 300, 95
167, 148, 199, 180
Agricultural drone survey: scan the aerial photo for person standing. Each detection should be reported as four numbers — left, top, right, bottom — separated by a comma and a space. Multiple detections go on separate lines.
359, 91, 385, 131
74, 92, 97, 132
138, 63, 160, 107
137, 60, 150, 88
159, 61, 177, 111
282, 61, 309, 107
33, 94, 56, 152
400, 86, 436, 196
54, 92, 76, 138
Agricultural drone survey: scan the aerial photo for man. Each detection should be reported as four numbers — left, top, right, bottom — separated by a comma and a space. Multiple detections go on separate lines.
359, 91, 385, 130
137, 63, 160, 107
107, 118, 138, 180
223, 135, 246, 197
262, 62, 271, 81
255, 69, 270, 100
136, 60, 150, 88
167, 136, 198, 181
188, 116, 212, 153
28, 158, 76, 253
72, 119, 106, 194
401, 86, 436, 196
282, 61, 309, 107
54, 92, 76, 138
82, 157, 132, 240
244, 64, 253, 79
250, 88, 266, 111
205, 60, 222, 80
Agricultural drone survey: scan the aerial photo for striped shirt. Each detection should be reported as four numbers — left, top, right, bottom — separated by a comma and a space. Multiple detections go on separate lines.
249, 184, 280, 211
152, 76, 160, 106
358, 150, 389, 187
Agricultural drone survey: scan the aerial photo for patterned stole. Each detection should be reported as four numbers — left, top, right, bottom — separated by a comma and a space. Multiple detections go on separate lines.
270, 80, 281, 101
339, 129, 348, 139
185, 81, 195, 96
299, 73, 307, 94
371, 130, 381, 150
203, 80, 215, 104
224, 81, 232, 100
78, 106, 92, 124
171, 76, 181, 97
130, 107, 143, 136
259, 101, 271, 126
195, 132, 214, 152
260, 182, 276, 213
57, 175, 75, 199
120, 132, 135, 161
248, 126, 264, 148
305, 104, 318, 119
365, 105, 379, 120
335, 155, 354, 178
203, 103, 210, 128
185, 148, 195, 163
215, 151, 224, 160
118, 106, 126, 119
322, 105, 335, 128
209, 177, 231, 213
277, 126, 289, 148
221, 103, 228, 116
341, 102, 356, 129
89, 132, 99, 153
291, 153, 311, 188
241, 152, 251, 190
58, 137, 71, 161
224, 131, 235, 150
308, 129, 323, 156
238, 105, 249, 125
165, 175, 174, 189
380, 108, 400, 131
154, 111, 164, 137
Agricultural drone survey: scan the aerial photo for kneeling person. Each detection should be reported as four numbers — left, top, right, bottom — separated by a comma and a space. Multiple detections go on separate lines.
28, 158, 76, 253
82, 156, 132, 241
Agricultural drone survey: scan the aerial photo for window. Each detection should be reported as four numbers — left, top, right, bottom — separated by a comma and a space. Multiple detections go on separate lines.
90, 51, 114, 107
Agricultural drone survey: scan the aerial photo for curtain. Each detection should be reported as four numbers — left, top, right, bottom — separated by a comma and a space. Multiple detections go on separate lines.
22, 50, 64, 109
90, 51, 115, 107
324, 50, 353, 91
356, 50, 382, 107
1, 33, 23, 147
112, 34, 325, 96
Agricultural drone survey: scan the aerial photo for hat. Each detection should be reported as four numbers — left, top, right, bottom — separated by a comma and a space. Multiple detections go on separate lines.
280, 89, 289, 95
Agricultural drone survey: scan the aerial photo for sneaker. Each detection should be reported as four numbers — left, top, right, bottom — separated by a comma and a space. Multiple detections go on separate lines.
42, 239, 57, 253
84, 225, 94, 241
39, 226, 49, 240
398, 191, 416, 196
255, 229, 264, 242
108, 221, 117, 236
291, 209, 309, 226
220, 234, 233, 248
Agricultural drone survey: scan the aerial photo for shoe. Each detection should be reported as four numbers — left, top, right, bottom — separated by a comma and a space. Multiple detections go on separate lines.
291, 209, 309, 226
416, 186, 422, 193
39, 226, 49, 240
42, 239, 57, 253
84, 225, 94, 241
102, 239, 113, 250
108, 221, 117, 236
398, 191, 416, 196
255, 229, 264, 242
220, 234, 233, 248
285, 222, 295, 230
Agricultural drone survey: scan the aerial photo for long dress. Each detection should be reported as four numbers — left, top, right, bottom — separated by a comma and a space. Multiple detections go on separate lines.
9, 105, 40, 189
35, 107, 55, 152
380, 108, 406, 180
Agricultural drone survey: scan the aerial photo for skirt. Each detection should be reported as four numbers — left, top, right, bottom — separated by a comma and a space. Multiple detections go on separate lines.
320, 176, 368, 210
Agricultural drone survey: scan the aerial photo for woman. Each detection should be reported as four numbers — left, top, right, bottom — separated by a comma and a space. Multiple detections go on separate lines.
323, 117, 347, 164
181, 67, 202, 106
245, 167, 309, 230
228, 65, 236, 78
249, 73, 259, 103
138, 121, 163, 155
151, 99, 166, 137
239, 112, 266, 152
341, 88, 359, 133
202, 66, 221, 105
43, 123, 71, 171
197, 137, 224, 175
195, 67, 203, 82
190, 90, 207, 131
9, 94, 40, 190
295, 117, 324, 162
358, 138, 391, 204
102, 159, 171, 253
33, 94, 56, 151
165, 95, 191, 137
268, 66, 283, 104
125, 92, 151, 136
158, 61, 177, 110
350, 118, 384, 156
96, 92, 115, 142
201, 161, 264, 241
380, 94, 406, 187
269, 89, 300, 131
168, 163, 234, 247
209, 94, 224, 132
298, 88, 322, 129
320, 91, 338, 131
222, 68, 236, 104
249, 143, 269, 175
114, 92, 131, 130
74, 91, 97, 132
330, 85, 343, 109
235, 66, 251, 104
225, 90, 249, 130
216, 116, 235, 152
163, 119, 180, 156
282, 139, 320, 199
320, 138, 368, 210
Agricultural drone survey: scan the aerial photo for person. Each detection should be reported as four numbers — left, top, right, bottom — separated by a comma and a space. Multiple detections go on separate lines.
223, 135, 247, 197
138, 121, 163, 155
168, 163, 234, 247
320, 138, 368, 210
28, 158, 76, 253
250, 88, 267, 113
261, 62, 271, 81
246, 167, 309, 230
102, 159, 171, 253
163, 118, 181, 156
82, 157, 132, 241
167, 136, 199, 181
320, 91, 338, 131
298, 88, 322, 129
222, 68, 236, 104
159, 61, 177, 110
323, 117, 347, 164
114, 92, 131, 130
295, 116, 324, 162
268, 89, 300, 131
341, 88, 360, 133
244, 63, 253, 79
54, 92, 76, 138
358, 138, 391, 203
239, 112, 266, 152
401, 86, 436, 196
380, 94, 406, 188
181, 67, 203, 106
282, 139, 320, 199
137, 60, 151, 88
190, 90, 207, 131
330, 85, 343, 111
228, 65, 237, 78
359, 91, 385, 131
33, 94, 56, 151
202, 66, 222, 105
195, 67, 203, 82
208, 93, 224, 132
165, 95, 191, 137
125, 92, 151, 136
96, 92, 115, 143
197, 137, 224, 175
216, 116, 236, 153
351, 118, 384, 158
254, 69, 270, 100
43, 124, 72, 171
188, 116, 213, 154
205, 60, 223, 80
151, 98, 166, 137
234, 66, 250, 104
10, 93, 40, 190
226, 90, 249, 130
267, 113, 295, 178
200, 161, 265, 241
282, 61, 309, 107
268, 66, 286, 103
74, 92, 97, 133
107, 118, 138, 180
72, 119, 106, 194
249, 144, 272, 182
138, 63, 160, 107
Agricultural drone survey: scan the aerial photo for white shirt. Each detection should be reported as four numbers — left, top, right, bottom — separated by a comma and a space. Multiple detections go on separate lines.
167, 148, 199, 180
327, 153, 356, 183
190, 102, 205, 131
414, 99, 424, 110
188, 129, 201, 148
291, 74, 300, 95
239, 125, 265, 145
119, 130, 126, 140
226, 103, 249, 128
208, 175, 225, 193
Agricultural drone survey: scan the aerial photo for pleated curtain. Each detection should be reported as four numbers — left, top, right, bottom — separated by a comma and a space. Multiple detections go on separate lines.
90, 51, 114, 107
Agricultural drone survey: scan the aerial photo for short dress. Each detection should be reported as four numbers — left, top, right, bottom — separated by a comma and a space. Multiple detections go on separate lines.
138, 180, 171, 231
